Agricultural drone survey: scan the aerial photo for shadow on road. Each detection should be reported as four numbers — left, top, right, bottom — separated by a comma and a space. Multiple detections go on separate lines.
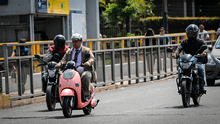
37, 108, 62, 112
166, 104, 202, 109
50, 114, 86, 119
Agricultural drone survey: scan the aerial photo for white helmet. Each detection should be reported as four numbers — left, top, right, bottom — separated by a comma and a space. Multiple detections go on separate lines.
71, 33, 82, 41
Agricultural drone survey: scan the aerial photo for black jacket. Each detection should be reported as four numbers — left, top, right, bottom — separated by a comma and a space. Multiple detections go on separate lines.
175, 38, 207, 63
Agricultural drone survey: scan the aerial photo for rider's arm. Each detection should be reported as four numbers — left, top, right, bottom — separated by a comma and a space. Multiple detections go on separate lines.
175, 42, 184, 57
43, 49, 53, 63
84, 50, 95, 66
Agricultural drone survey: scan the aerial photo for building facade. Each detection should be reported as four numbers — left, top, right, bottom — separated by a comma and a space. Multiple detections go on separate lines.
0, 0, 100, 43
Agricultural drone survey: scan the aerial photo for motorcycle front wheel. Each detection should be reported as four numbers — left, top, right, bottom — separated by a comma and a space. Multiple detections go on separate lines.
46, 85, 56, 111
62, 96, 73, 118
181, 79, 190, 107
192, 83, 201, 105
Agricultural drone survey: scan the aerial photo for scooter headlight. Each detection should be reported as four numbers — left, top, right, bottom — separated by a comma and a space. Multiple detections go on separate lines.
63, 70, 74, 79
48, 69, 56, 77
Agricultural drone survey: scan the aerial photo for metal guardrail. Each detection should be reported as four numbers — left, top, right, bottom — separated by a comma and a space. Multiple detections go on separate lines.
0, 31, 217, 101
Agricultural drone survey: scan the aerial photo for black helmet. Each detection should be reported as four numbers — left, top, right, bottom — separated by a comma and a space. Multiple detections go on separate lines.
186, 24, 199, 40
53, 34, 66, 50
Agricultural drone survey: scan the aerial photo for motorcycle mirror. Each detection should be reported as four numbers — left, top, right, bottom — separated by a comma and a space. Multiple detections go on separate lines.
34, 54, 40, 59
167, 47, 173, 53
207, 45, 213, 51
85, 53, 90, 58
197, 45, 207, 54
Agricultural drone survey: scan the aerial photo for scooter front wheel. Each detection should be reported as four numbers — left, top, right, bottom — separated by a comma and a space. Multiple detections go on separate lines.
62, 96, 73, 118
83, 104, 92, 115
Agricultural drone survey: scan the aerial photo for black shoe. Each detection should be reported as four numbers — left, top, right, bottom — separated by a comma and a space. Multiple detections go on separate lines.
83, 95, 91, 102
200, 87, 206, 94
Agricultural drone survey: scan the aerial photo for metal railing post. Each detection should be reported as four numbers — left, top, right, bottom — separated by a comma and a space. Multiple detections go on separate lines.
17, 58, 22, 96
157, 38, 161, 80
3, 44, 9, 94
110, 40, 115, 84
0, 72, 3, 93
135, 39, 139, 83
102, 52, 106, 85
119, 40, 123, 85
142, 38, 147, 82
127, 39, 131, 85
149, 38, 154, 81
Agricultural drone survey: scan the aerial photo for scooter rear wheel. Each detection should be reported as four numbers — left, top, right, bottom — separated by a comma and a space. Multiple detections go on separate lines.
62, 96, 73, 118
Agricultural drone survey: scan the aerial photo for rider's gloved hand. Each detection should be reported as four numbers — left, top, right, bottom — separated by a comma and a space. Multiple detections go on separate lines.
55, 63, 61, 68
52, 48, 59, 55
83, 62, 90, 68
172, 54, 179, 59
201, 52, 206, 57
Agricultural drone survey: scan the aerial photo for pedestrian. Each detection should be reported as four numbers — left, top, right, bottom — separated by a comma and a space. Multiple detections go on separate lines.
144, 28, 156, 73
198, 24, 210, 40
11, 38, 29, 94
158, 27, 170, 71
159, 27, 170, 45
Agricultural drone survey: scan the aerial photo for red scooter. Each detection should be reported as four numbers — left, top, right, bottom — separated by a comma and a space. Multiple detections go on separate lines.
59, 61, 99, 118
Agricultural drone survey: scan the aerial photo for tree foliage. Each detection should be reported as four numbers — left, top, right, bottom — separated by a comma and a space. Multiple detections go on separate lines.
100, 0, 155, 27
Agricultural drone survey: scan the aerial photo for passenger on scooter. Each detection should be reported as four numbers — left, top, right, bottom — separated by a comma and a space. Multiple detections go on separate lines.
55, 33, 97, 102
42, 34, 70, 93
172, 24, 208, 93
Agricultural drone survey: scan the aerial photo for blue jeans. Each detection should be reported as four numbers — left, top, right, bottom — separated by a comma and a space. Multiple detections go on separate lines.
197, 62, 205, 87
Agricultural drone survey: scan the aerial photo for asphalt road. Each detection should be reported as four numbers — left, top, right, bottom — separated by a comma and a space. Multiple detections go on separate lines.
1, 78, 220, 124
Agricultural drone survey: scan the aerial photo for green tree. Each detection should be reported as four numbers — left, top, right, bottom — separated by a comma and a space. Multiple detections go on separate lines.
100, 0, 155, 33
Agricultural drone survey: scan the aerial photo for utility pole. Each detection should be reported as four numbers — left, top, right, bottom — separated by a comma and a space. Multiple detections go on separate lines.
162, 0, 168, 33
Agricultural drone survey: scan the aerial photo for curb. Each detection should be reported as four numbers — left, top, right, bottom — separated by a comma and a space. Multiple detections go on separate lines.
2, 75, 177, 109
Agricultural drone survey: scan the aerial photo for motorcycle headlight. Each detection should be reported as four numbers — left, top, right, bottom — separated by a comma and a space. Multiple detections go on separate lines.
180, 62, 192, 70
63, 70, 74, 79
48, 69, 56, 77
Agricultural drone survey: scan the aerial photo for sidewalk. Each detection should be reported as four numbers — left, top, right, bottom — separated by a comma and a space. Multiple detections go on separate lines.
0, 74, 177, 109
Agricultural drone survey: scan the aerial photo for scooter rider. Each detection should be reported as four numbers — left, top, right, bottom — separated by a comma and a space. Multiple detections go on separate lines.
55, 33, 97, 102
172, 24, 207, 93
41, 34, 70, 92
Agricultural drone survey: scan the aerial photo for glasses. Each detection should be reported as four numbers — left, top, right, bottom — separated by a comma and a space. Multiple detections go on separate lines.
160, 30, 164, 32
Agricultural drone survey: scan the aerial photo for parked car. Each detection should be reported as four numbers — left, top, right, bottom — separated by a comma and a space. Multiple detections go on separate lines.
205, 37, 220, 86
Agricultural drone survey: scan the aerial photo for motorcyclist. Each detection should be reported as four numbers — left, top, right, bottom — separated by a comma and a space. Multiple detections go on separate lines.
172, 24, 207, 93
43, 34, 70, 63
55, 33, 97, 102
41, 34, 70, 93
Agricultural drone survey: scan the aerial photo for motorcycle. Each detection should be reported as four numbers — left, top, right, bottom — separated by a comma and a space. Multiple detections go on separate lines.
168, 45, 207, 107
59, 60, 99, 118
34, 54, 61, 111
